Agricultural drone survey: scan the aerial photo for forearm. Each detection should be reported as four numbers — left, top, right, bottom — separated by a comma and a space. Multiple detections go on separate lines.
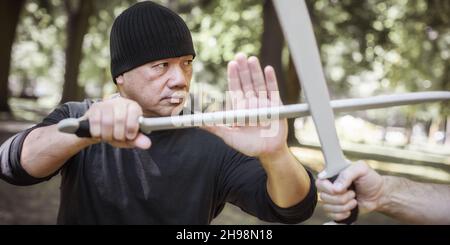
259, 145, 311, 208
377, 176, 450, 224
21, 124, 96, 178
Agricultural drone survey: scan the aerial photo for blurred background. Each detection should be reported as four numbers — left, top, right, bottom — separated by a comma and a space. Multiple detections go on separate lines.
0, 0, 449, 225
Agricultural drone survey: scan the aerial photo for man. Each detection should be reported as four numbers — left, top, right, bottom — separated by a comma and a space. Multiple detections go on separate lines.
316, 161, 450, 224
0, 1, 317, 224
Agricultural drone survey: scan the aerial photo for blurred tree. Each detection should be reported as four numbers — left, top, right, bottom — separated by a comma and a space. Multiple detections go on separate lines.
305, 0, 449, 145
5, 0, 448, 143
260, 0, 301, 145
0, 0, 26, 114
60, 0, 94, 103
186, 0, 263, 89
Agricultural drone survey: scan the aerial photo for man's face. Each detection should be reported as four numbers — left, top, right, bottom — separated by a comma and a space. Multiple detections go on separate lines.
116, 55, 194, 117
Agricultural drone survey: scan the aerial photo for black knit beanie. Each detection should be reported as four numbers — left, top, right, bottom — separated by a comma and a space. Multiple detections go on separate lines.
110, 1, 196, 82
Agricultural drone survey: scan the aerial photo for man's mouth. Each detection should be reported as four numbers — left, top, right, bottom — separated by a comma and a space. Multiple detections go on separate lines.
169, 97, 182, 103
162, 92, 187, 104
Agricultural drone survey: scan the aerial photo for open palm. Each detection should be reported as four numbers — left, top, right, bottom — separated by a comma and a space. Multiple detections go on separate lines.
203, 53, 288, 158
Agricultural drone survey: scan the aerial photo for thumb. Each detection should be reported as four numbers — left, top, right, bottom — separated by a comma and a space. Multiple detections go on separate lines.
333, 162, 366, 193
333, 169, 357, 193
131, 133, 152, 149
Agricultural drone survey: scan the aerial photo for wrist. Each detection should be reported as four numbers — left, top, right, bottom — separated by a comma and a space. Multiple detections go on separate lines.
82, 137, 101, 146
259, 144, 290, 164
375, 175, 393, 213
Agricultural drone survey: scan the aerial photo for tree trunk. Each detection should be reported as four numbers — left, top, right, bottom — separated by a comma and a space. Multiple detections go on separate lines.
0, 0, 25, 114
260, 0, 285, 92
425, 119, 432, 139
260, 0, 301, 145
445, 116, 450, 145
428, 118, 441, 144
404, 115, 415, 146
285, 56, 301, 144
60, 0, 93, 104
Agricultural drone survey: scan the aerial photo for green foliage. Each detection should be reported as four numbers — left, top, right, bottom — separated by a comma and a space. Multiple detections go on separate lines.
307, 0, 449, 122
10, 0, 65, 105
184, 0, 263, 90
9, 0, 450, 124
79, 0, 137, 98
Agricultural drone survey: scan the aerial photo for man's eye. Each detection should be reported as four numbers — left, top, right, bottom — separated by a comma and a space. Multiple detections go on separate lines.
153, 63, 168, 69
184, 60, 193, 66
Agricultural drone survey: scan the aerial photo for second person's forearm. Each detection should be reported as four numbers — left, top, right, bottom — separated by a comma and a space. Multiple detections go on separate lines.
377, 176, 450, 224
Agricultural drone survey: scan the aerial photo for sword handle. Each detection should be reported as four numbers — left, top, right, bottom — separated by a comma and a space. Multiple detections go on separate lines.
57, 118, 91, 137
73, 120, 91, 138
328, 175, 359, 225
58, 118, 148, 137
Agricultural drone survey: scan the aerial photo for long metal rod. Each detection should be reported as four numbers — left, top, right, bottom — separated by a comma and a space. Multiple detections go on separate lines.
137, 91, 450, 133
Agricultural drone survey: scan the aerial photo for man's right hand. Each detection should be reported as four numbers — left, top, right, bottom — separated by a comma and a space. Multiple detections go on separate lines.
83, 97, 151, 149
315, 161, 385, 221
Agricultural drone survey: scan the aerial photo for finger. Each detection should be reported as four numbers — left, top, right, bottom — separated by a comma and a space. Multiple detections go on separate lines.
264, 66, 282, 105
333, 162, 369, 193
315, 178, 336, 194
248, 56, 267, 97
319, 191, 355, 205
130, 133, 151, 149
258, 95, 269, 108
225, 92, 232, 111
227, 61, 241, 92
227, 61, 244, 110
323, 199, 358, 213
88, 106, 101, 138
126, 103, 142, 140
327, 211, 351, 221
113, 103, 127, 141
101, 106, 114, 142
235, 53, 255, 97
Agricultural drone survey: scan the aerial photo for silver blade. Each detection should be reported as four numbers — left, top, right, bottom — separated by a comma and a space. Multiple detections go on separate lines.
57, 91, 450, 142
273, 0, 348, 178
137, 91, 450, 133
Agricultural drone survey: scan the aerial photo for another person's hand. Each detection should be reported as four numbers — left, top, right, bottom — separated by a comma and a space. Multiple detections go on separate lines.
316, 161, 385, 221
83, 97, 151, 149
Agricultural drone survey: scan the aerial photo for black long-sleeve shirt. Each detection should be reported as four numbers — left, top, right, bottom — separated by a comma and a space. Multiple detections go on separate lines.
0, 100, 317, 224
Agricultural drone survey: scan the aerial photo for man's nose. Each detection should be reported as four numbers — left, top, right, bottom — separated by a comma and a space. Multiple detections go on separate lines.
167, 66, 187, 89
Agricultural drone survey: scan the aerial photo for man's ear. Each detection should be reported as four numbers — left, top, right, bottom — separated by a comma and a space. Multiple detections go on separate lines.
116, 75, 125, 85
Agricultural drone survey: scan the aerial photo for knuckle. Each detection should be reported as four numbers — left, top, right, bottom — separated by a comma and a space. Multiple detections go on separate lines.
102, 119, 114, 128
345, 202, 353, 211
129, 104, 142, 115
338, 196, 348, 205
90, 117, 100, 124
90, 130, 100, 138
348, 190, 356, 199
115, 117, 125, 125
322, 204, 332, 212
127, 126, 138, 137
340, 171, 350, 181
113, 134, 125, 141
318, 193, 326, 202
315, 179, 324, 189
